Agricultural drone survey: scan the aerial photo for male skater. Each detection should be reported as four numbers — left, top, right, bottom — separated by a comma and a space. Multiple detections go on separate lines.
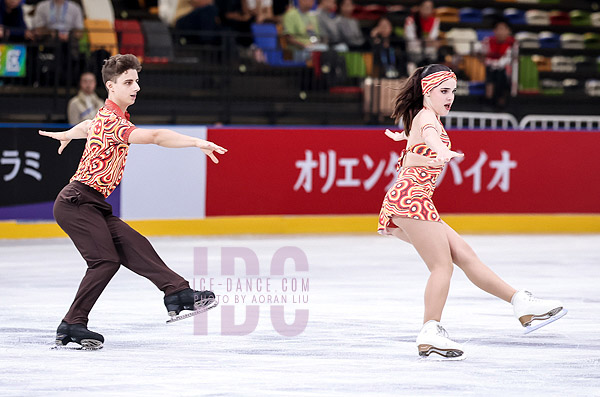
40, 54, 227, 349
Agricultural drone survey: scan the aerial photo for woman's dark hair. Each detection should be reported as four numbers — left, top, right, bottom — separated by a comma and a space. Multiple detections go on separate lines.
390, 63, 452, 133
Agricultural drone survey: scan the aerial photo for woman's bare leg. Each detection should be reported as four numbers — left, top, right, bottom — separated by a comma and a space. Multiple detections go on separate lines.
441, 221, 516, 302
392, 216, 454, 323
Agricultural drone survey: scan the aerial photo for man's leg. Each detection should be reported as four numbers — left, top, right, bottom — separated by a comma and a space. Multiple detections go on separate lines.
106, 215, 190, 296
54, 184, 121, 326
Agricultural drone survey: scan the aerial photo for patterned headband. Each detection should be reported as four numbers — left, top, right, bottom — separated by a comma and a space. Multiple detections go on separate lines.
421, 71, 457, 95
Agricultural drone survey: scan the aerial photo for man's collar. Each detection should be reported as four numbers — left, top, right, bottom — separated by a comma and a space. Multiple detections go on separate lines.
104, 99, 130, 121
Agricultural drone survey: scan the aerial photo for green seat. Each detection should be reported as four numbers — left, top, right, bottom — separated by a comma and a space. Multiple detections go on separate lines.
518, 55, 539, 93
538, 0, 560, 4
342, 52, 367, 78
570, 10, 591, 26
584, 32, 600, 50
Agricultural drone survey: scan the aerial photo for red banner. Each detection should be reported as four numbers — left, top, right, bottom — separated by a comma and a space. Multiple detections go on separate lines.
206, 127, 600, 216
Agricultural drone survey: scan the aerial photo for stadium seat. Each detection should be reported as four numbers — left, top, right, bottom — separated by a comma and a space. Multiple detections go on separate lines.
504, 8, 527, 25
538, 31, 560, 49
516, 0, 539, 3
570, 10, 591, 27
476, 29, 494, 41
114, 19, 145, 59
549, 11, 570, 26
584, 32, 600, 50
141, 20, 174, 62
551, 56, 575, 72
445, 28, 478, 55
436, 7, 460, 23
461, 55, 485, 81
540, 78, 563, 95
560, 33, 584, 50
518, 55, 539, 93
525, 10, 549, 26
591, 12, 600, 27
482, 7, 500, 22
82, 0, 115, 25
459, 8, 482, 23
532, 54, 551, 71
342, 52, 367, 78
84, 19, 118, 56
468, 81, 485, 96
515, 31, 540, 49
250, 23, 305, 67
585, 79, 600, 96
574, 56, 596, 74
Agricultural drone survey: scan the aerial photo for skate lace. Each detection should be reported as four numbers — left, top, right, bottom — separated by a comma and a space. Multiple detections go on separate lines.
436, 324, 449, 338
523, 291, 539, 302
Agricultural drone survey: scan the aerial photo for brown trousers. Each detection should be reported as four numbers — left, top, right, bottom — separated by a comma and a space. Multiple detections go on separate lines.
53, 181, 190, 325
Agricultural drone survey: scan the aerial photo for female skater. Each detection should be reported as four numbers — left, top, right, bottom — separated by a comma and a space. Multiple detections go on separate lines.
378, 64, 567, 360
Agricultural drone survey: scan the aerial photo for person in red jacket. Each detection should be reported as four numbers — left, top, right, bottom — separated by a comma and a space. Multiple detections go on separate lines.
483, 18, 515, 109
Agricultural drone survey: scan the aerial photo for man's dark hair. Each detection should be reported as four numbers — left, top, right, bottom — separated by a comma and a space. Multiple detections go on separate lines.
101, 54, 142, 86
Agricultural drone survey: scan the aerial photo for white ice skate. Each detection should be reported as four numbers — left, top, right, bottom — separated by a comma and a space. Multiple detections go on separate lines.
416, 320, 466, 360
511, 290, 567, 334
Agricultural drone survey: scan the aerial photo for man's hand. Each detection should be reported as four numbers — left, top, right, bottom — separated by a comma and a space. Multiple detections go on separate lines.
38, 130, 71, 154
197, 140, 228, 164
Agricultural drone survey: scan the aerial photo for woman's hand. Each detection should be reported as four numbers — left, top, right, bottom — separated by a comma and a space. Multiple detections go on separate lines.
384, 129, 407, 142
427, 150, 464, 166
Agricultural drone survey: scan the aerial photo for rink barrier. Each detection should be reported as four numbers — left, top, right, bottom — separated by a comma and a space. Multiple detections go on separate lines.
1, 214, 599, 239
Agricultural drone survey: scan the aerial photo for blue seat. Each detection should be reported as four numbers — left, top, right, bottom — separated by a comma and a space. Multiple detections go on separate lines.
477, 29, 494, 41
459, 8, 483, 23
539, 32, 560, 49
504, 8, 527, 26
251, 23, 306, 67
468, 81, 486, 96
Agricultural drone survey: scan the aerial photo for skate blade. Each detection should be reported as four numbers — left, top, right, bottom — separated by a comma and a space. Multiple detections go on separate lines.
166, 298, 219, 324
418, 345, 466, 361
524, 308, 567, 334
52, 339, 103, 351
519, 306, 563, 326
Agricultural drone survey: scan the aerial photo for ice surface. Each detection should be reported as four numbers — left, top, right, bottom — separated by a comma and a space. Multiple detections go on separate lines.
0, 234, 599, 396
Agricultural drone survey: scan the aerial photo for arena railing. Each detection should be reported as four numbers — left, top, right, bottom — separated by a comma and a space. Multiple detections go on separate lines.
519, 115, 600, 130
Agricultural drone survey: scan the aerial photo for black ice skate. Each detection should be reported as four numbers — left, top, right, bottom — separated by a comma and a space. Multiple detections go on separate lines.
164, 288, 218, 324
54, 321, 104, 350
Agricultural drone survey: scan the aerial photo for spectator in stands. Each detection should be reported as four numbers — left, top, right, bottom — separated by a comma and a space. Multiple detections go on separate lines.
0, 0, 32, 42
283, 0, 326, 55
67, 71, 104, 125
314, 0, 341, 47
336, 0, 365, 50
272, 0, 288, 23
370, 15, 405, 78
483, 18, 514, 109
404, 0, 440, 68
221, 0, 253, 46
158, 0, 178, 26
31, 0, 83, 42
246, 0, 275, 24
174, 0, 222, 44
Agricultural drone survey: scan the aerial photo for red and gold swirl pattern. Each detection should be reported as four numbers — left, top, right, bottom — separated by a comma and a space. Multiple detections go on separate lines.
378, 123, 451, 234
70, 100, 136, 197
